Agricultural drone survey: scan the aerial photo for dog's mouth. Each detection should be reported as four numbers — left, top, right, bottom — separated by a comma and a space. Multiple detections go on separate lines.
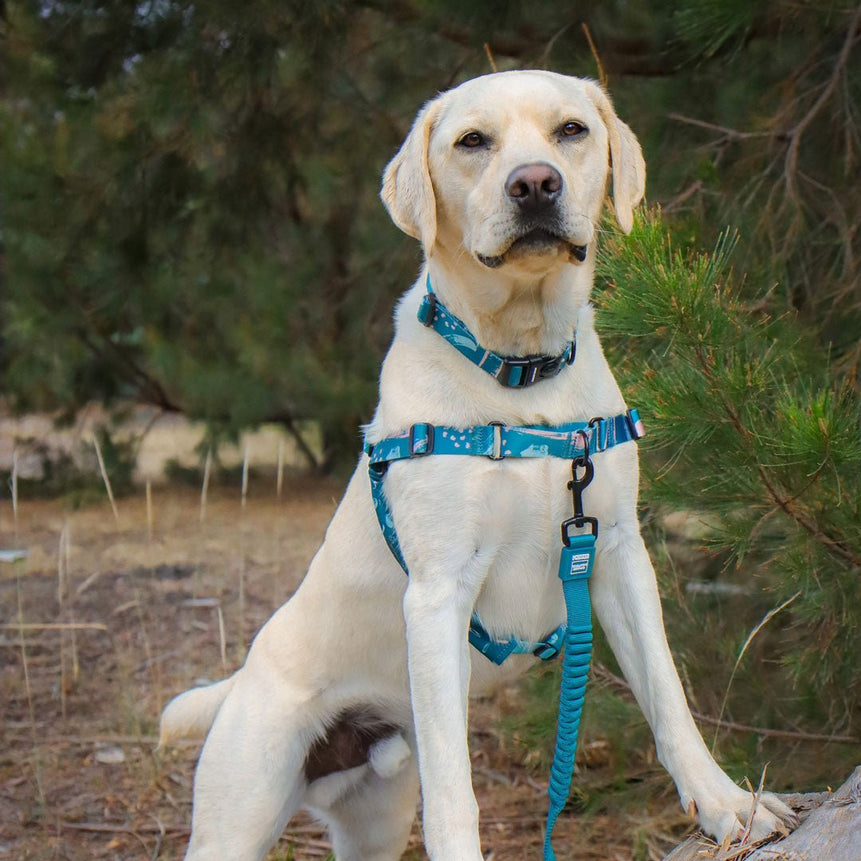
476, 228, 588, 269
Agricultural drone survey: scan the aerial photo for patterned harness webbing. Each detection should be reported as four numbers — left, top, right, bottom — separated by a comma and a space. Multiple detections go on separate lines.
363, 410, 643, 663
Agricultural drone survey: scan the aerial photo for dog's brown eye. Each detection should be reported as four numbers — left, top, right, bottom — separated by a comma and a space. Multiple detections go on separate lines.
458, 131, 486, 149
560, 121, 587, 138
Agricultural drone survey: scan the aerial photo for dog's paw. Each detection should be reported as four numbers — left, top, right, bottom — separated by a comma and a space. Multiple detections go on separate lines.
682, 773, 797, 844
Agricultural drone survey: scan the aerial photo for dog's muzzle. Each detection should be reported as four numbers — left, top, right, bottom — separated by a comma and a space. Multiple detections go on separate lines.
477, 234, 588, 268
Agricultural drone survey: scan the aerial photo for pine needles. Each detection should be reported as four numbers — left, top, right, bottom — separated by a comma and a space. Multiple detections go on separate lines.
596, 208, 861, 731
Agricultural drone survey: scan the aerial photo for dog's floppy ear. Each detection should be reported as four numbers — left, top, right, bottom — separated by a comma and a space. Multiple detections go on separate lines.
380, 98, 441, 250
586, 81, 646, 234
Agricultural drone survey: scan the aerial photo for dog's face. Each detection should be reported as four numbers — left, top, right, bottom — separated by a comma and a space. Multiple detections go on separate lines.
382, 71, 645, 275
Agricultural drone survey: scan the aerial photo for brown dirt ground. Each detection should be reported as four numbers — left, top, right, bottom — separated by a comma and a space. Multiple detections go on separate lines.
0, 479, 694, 860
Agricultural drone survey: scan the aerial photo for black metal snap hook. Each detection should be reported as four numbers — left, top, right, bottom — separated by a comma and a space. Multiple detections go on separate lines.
568, 456, 594, 492
565, 429, 595, 540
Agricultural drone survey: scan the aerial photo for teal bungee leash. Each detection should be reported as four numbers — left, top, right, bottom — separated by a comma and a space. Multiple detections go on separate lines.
363, 279, 645, 858
544, 443, 598, 860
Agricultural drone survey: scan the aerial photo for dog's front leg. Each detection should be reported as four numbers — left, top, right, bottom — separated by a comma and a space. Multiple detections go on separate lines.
403, 568, 484, 861
591, 523, 795, 841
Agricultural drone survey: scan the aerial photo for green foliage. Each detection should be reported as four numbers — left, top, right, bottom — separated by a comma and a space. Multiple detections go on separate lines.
3, 1, 859, 471
596, 209, 861, 730
1, 0, 432, 469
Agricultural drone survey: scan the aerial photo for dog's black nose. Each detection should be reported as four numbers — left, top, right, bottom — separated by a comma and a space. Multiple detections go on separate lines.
505, 163, 563, 211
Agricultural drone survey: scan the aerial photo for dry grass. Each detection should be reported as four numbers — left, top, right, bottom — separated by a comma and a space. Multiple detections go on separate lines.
0, 478, 693, 860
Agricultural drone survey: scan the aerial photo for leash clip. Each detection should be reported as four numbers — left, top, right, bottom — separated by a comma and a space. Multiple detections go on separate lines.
561, 514, 598, 544
562, 433, 598, 541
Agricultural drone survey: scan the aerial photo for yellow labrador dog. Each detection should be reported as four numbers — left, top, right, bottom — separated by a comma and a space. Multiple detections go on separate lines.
161, 70, 794, 860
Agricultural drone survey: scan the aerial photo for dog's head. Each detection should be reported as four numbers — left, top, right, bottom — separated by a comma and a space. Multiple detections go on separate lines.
381, 71, 645, 274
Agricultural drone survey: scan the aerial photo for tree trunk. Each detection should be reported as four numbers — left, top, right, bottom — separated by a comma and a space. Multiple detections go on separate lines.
663, 766, 861, 861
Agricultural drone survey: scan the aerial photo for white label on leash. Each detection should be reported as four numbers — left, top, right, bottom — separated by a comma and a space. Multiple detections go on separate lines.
569, 552, 591, 577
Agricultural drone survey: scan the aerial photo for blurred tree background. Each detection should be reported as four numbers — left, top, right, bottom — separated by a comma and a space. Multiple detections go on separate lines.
2, 1, 859, 464
1, 0, 859, 777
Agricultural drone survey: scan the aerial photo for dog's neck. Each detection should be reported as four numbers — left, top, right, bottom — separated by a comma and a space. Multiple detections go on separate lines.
425, 254, 593, 357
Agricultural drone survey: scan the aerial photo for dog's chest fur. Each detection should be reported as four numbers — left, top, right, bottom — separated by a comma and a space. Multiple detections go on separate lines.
364, 280, 637, 650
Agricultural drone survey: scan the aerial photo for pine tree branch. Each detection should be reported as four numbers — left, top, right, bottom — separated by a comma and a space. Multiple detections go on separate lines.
667, 114, 773, 143
77, 328, 180, 412
78, 331, 322, 470
592, 663, 859, 744
691, 342, 861, 570
358, 0, 680, 75
783, 4, 861, 207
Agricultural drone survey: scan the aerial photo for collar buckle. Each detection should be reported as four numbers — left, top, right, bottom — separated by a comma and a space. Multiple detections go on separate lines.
417, 292, 438, 327
497, 353, 567, 388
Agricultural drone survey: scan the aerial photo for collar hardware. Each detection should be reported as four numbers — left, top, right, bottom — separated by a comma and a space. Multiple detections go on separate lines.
418, 277, 576, 388
417, 291, 438, 327
496, 352, 572, 387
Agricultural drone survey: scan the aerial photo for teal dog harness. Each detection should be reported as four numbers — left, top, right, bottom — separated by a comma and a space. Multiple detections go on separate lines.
363, 279, 644, 858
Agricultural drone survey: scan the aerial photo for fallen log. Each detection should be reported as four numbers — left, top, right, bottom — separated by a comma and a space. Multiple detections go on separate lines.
663, 766, 861, 861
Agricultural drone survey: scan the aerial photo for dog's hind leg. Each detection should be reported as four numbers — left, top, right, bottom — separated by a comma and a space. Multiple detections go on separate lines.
182, 670, 318, 861
308, 741, 420, 861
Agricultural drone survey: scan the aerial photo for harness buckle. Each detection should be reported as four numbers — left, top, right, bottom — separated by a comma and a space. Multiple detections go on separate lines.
408, 423, 435, 456
533, 642, 561, 661
533, 626, 564, 660
625, 408, 646, 440
487, 422, 505, 460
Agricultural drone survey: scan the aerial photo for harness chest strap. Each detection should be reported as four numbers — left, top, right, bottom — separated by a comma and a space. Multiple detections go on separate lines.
367, 412, 642, 467
363, 410, 644, 664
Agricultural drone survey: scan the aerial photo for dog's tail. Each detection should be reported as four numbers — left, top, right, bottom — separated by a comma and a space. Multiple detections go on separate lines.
159, 676, 236, 746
